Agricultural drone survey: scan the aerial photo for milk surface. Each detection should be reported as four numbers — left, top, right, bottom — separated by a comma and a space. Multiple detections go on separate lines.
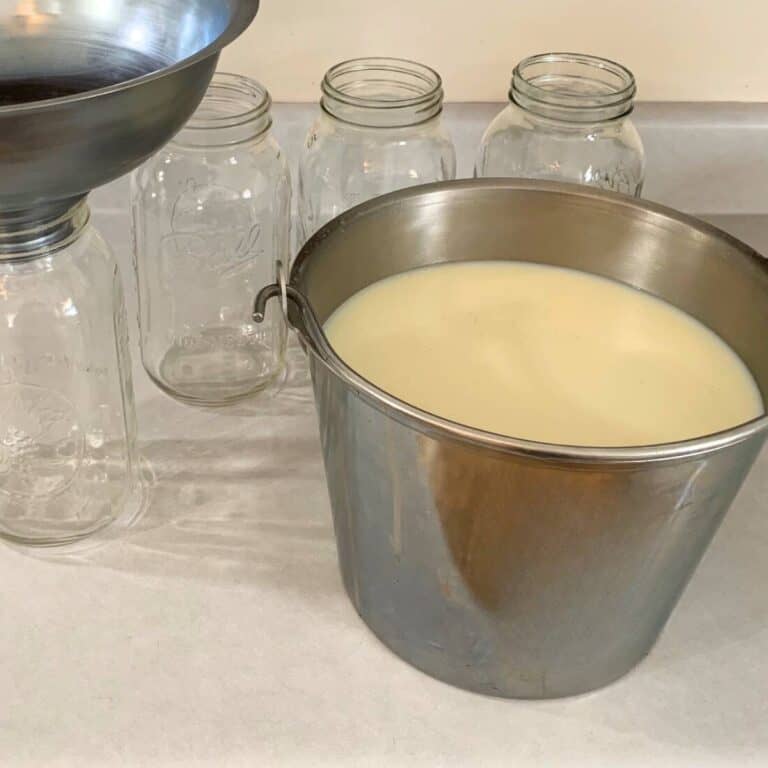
324, 261, 763, 446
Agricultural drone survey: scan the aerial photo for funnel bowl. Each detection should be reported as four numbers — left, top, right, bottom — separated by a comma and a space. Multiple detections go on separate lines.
0, 0, 260, 214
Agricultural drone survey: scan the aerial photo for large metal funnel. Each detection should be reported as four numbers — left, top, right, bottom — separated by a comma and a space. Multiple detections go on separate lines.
0, 0, 260, 217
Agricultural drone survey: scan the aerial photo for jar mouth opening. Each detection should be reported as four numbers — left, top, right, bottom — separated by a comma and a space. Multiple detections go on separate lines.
322, 57, 443, 109
185, 72, 272, 132
511, 53, 636, 123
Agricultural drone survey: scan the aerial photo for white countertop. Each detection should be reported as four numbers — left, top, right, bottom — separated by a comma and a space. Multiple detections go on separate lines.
2, 104, 768, 767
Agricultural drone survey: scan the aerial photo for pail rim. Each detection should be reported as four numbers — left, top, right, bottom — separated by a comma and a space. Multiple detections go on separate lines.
286, 179, 768, 465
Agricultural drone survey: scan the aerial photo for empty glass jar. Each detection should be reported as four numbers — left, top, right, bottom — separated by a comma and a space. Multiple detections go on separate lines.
131, 73, 290, 406
476, 53, 645, 196
298, 57, 456, 243
0, 201, 141, 547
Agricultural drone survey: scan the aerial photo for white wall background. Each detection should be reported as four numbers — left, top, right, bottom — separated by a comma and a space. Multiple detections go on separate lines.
220, 0, 768, 102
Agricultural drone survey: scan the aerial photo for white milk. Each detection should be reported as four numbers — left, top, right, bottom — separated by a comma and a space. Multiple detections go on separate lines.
324, 261, 764, 447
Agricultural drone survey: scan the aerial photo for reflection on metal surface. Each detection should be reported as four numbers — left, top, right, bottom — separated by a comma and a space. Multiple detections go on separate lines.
260, 179, 768, 698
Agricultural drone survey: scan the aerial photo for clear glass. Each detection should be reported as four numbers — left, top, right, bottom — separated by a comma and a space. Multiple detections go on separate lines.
0, 202, 141, 547
131, 73, 290, 406
476, 53, 646, 196
299, 57, 456, 243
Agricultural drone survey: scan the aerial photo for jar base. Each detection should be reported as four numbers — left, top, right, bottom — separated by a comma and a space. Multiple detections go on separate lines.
0, 475, 147, 552
148, 357, 285, 408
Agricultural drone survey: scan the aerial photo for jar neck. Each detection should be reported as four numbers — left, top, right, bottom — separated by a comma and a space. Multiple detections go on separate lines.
173, 73, 272, 148
321, 57, 444, 128
0, 197, 90, 260
510, 53, 636, 125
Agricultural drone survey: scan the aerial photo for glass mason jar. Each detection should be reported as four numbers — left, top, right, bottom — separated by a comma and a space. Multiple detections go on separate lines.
0, 201, 141, 547
476, 53, 645, 196
299, 57, 456, 243
131, 74, 290, 406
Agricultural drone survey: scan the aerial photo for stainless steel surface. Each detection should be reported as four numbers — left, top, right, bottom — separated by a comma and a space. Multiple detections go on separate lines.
0, 0, 259, 217
255, 179, 768, 698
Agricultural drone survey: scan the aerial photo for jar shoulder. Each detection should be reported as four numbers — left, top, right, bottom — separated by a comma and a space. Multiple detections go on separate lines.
134, 135, 290, 192
299, 120, 455, 188
482, 105, 644, 151
0, 231, 119, 322
302, 114, 453, 156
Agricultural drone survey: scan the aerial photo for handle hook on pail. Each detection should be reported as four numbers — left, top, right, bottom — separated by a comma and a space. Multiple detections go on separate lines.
253, 277, 332, 363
